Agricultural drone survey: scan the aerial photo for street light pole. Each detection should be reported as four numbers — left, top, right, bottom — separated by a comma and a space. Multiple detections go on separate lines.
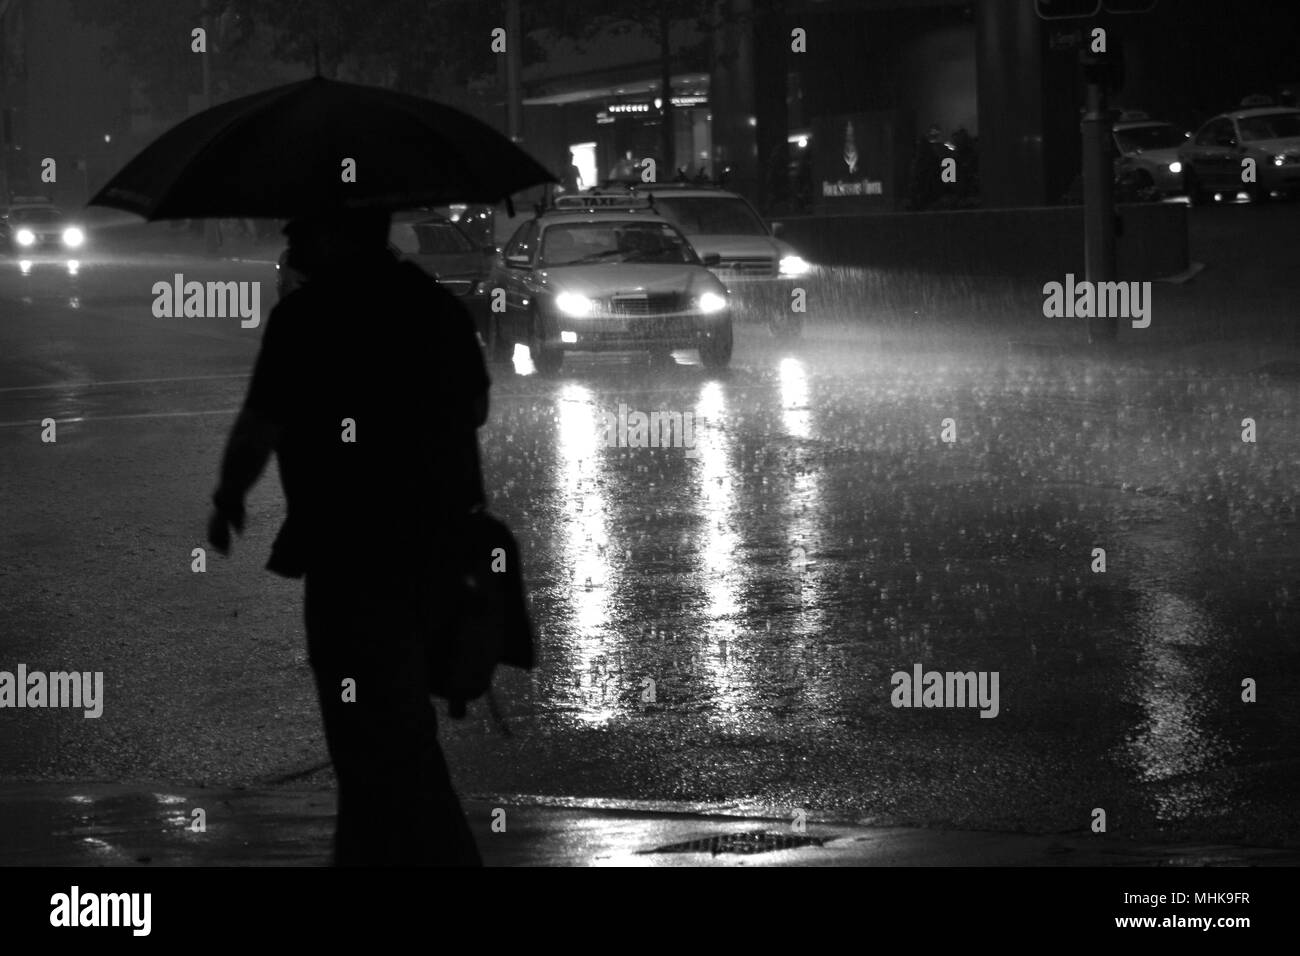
1081, 73, 1117, 343
201, 1, 219, 254
505, 0, 521, 143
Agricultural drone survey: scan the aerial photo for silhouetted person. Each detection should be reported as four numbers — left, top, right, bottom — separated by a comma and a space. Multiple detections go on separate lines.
559, 149, 581, 193
763, 142, 792, 213
907, 125, 949, 211
207, 208, 488, 866
608, 149, 639, 183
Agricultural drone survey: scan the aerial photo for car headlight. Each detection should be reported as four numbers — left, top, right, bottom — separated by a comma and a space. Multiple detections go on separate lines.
555, 292, 594, 317
1168, 161, 1182, 174
62, 227, 85, 248
697, 291, 728, 314
779, 254, 810, 276
1273, 153, 1300, 166
15, 229, 35, 246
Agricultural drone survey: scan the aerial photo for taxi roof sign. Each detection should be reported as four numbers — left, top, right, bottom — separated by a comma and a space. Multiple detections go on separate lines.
552, 193, 655, 211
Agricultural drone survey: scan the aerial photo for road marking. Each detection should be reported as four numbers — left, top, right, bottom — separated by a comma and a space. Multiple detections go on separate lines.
0, 373, 250, 394
0, 408, 238, 429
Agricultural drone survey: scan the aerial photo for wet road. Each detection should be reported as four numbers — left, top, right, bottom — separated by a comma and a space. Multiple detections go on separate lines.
1, 243, 1297, 846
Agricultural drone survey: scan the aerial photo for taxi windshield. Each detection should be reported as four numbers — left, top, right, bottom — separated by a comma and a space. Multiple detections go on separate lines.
10, 206, 62, 223
652, 197, 768, 236
540, 221, 699, 266
1114, 125, 1184, 152
1238, 112, 1300, 141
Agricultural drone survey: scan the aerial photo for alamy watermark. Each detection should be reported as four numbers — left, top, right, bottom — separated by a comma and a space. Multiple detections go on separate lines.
50, 886, 150, 936
1042, 273, 1151, 329
0, 665, 103, 718
601, 403, 699, 459
151, 273, 261, 328
891, 663, 999, 718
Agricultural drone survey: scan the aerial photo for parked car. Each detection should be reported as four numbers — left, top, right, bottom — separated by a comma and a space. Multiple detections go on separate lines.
1178, 107, 1300, 203
487, 194, 733, 373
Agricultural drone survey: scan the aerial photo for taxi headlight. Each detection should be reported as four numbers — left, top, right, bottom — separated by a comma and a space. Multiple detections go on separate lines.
779, 254, 810, 276
62, 227, 85, 248
1168, 161, 1182, 174
556, 292, 594, 317
15, 229, 35, 247
697, 291, 728, 314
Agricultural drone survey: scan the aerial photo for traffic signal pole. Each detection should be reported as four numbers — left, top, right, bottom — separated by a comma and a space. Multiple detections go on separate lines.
1038, 0, 1157, 344
1081, 74, 1117, 343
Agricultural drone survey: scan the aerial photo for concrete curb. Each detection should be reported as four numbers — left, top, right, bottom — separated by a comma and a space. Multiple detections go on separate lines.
2, 782, 1296, 867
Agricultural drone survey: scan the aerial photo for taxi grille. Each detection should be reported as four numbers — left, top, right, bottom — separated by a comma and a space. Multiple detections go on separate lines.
605, 293, 682, 317
629, 315, 700, 338
716, 257, 775, 277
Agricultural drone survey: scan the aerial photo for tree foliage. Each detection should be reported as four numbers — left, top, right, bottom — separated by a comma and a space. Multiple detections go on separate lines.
68, 0, 553, 110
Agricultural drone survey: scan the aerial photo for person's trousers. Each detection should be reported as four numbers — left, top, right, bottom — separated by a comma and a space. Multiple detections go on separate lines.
303, 565, 481, 866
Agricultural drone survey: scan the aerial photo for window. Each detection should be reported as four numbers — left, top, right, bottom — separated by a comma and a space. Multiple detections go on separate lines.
1237, 112, 1300, 141
413, 222, 473, 254
1195, 118, 1234, 146
504, 220, 538, 262
9, 206, 61, 223
1114, 124, 1185, 153
652, 197, 769, 236
538, 221, 699, 266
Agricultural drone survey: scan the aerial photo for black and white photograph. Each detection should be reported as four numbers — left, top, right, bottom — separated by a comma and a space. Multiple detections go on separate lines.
0, 0, 1296, 937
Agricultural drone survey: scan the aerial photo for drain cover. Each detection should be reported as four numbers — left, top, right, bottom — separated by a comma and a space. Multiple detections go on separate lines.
640, 830, 826, 856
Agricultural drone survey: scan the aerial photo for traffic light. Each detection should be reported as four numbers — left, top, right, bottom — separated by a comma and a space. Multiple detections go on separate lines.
1035, 0, 1101, 18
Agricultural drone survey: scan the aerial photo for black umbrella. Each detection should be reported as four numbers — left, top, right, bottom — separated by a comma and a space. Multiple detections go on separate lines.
90, 77, 555, 219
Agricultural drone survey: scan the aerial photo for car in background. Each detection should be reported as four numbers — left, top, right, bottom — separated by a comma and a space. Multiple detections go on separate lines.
436, 203, 495, 248
273, 213, 495, 342
1111, 113, 1188, 200
0, 197, 87, 255
388, 212, 492, 297
487, 194, 733, 373
618, 182, 811, 338
1178, 107, 1300, 203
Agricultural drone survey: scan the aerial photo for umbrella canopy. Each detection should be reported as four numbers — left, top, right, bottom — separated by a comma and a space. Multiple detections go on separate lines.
90, 77, 556, 220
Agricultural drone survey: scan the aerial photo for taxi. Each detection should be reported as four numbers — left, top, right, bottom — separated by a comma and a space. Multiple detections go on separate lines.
1111, 112, 1189, 200
486, 194, 733, 373
1179, 106, 1300, 203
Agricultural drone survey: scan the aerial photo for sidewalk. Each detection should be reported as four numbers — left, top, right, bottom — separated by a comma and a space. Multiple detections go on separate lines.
1, 783, 1296, 867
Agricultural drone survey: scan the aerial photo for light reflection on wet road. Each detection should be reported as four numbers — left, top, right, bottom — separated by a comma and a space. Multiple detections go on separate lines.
1, 255, 1297, 845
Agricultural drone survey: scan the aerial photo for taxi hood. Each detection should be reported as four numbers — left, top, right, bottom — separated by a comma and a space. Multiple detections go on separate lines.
1132, 145, 1182, 164
683, 234, 787, 259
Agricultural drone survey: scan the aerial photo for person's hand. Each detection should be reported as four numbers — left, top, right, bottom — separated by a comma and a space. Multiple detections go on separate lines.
207, 494, 245, 556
